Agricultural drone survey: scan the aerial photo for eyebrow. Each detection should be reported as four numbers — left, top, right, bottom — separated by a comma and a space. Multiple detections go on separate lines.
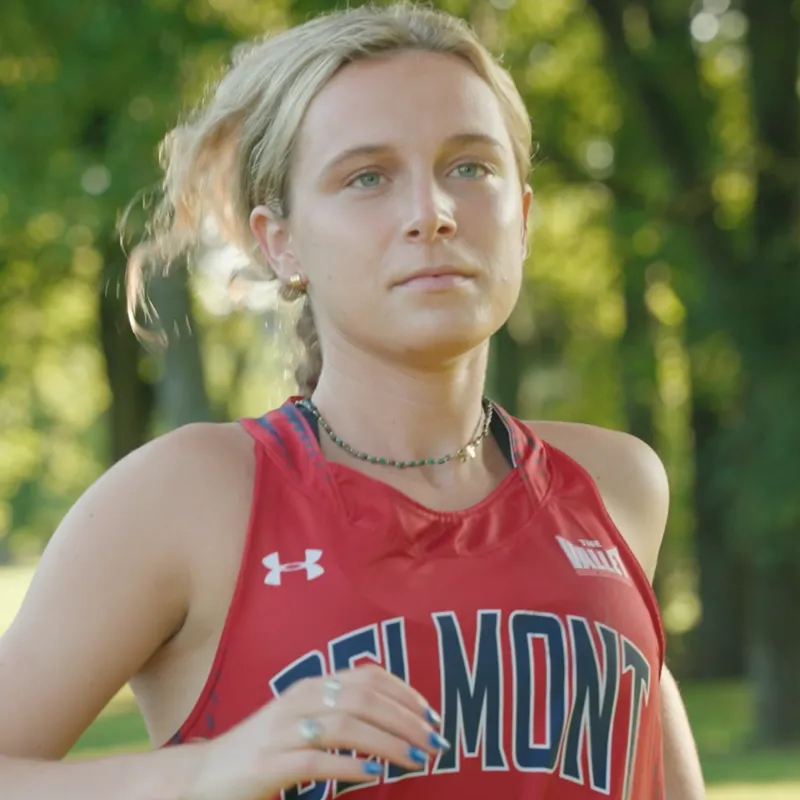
319, 132, 506, 176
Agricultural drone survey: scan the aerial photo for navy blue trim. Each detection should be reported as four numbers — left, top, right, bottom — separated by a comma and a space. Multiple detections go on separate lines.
255, 413, 289, 460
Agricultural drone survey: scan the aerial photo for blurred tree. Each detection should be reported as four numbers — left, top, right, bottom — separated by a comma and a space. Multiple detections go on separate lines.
585, 0, 800, 744
0, 1, 244, 553
541, 0, 749, 679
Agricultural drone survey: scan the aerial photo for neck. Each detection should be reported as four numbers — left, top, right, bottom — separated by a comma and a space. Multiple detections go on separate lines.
310, 342, 490, 465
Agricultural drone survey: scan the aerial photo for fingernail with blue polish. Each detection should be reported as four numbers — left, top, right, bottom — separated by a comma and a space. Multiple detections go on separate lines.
429, 731, 450, 750
409, 746, 428, 764
363, 761, 383, 776
425, 707, 441, 727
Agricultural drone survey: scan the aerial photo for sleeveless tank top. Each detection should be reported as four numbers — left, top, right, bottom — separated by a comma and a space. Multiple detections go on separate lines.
165, 398, 665, 799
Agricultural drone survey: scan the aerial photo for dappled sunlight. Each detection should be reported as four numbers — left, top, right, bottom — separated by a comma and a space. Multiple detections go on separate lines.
0, 428, 40, 530
33, 346, 111, 426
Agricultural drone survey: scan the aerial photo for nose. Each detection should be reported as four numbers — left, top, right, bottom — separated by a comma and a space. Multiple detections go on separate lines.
402, 180, 457, 243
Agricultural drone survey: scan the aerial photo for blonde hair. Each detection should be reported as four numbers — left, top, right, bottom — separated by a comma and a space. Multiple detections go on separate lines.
126, 1, 533, 396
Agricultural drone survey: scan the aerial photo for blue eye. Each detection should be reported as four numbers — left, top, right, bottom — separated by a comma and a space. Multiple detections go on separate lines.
450, 162, 491, 179
351, 171, 383, 188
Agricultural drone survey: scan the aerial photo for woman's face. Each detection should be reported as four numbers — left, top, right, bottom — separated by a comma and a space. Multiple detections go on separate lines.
253, 50, 532, 368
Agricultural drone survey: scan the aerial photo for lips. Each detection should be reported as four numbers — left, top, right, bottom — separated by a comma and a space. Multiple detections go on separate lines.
393, 266, 476, 287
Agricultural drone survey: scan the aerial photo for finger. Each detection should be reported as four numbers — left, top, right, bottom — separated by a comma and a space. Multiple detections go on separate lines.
274, 748, 391, 788
292, 711, 433, 772
329, 684, 447, 756
342, 664, 440, 723
286, 672, 448, 757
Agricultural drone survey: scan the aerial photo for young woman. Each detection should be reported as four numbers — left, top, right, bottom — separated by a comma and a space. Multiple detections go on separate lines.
0, 3, 704, 798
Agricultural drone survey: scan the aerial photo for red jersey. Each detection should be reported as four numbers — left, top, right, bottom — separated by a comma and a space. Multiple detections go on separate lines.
166, 398, 665, 799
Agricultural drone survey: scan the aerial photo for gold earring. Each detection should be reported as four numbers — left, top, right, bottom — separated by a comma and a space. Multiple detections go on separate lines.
282, 272, 307, 301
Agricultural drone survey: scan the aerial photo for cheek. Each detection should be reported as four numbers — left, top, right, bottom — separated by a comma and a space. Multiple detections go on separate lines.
496, 188, 525, 232
484, 208, 526, 272
290, 219, 349, 282
297, 195, 393, 253
298, 230, 380, 312
468, 186, 523, 237
490, 199, 526, 291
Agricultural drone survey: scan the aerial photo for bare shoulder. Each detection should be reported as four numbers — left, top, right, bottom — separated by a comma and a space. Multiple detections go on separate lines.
40, 419, 256, 591
106, 419, 254, 496
0, 420, 254, 759
526, 420, 669, 581
100, 420, 256, 543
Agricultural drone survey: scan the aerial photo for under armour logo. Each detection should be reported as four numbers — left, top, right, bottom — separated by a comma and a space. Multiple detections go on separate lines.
262, 549, 325, 586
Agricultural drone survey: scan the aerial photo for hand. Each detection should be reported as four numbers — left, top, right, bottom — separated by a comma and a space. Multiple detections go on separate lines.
190, 664, 449, 800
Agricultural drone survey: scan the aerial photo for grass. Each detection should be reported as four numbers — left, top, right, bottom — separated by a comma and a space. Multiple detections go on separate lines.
3, 566, 800, 796
682, 680, 800, 799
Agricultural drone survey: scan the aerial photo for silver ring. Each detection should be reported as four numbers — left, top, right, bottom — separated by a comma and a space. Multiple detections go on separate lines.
322, 676, 342, 709
298, 717, 324, 748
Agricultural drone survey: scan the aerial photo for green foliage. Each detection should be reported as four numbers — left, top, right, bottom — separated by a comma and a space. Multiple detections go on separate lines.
0, 1, 287, 558
1, 0, 799, 744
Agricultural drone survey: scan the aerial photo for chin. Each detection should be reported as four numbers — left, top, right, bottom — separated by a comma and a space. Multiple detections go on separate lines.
386, 312, 499, 365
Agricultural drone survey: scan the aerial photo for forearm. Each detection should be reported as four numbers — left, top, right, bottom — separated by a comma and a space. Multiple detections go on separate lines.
0, 743, 204, 800
661, 666, 705, 800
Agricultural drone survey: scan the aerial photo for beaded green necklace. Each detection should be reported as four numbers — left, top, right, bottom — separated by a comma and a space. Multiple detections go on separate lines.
297, 397, 494, 469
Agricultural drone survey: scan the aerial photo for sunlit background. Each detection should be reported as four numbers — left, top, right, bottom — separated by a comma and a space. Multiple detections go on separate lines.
1, 0, 799, 796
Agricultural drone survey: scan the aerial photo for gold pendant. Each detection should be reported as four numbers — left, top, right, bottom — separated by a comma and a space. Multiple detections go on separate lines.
458, 444, 477, 462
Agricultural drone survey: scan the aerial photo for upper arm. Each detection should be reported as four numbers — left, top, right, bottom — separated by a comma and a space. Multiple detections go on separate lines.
587, 429, 670, 582
0, 424, 229, 760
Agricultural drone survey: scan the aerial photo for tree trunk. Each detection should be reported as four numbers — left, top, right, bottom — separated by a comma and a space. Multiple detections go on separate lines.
147, 268, 213, 429
748, 566, 800, 744
614, 213, 658, 449
98, 252, 155, 464
688, 395, 745, 679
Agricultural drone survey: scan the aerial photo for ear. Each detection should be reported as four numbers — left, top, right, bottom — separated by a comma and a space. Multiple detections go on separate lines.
520, 185, 533, 256
249, 204, 301, 282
